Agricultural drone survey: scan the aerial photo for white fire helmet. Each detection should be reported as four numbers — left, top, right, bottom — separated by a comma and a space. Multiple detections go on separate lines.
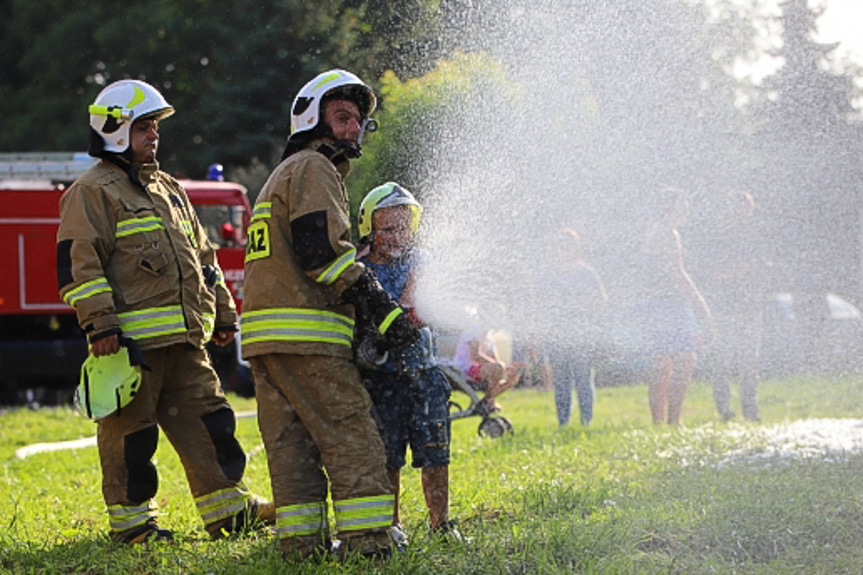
290, 69, 377, 138
358, 182, 422, 242
88, 79, 174, 153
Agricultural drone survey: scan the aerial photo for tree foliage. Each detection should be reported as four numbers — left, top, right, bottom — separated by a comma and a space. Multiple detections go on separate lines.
748, 0, 863, 296
2, 0, 862, 298
349, 52, 515, 207
0, 0, 421, 179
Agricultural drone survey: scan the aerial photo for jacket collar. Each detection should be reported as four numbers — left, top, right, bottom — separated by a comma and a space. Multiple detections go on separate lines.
308, 139, 351, 179
101, 154, 159, 189
137, 162, 159, 185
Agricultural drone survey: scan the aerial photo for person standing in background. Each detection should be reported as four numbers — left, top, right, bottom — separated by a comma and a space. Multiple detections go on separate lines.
692, 190, 768, 422
632, 188, 712, 425
544, 228, 611, 426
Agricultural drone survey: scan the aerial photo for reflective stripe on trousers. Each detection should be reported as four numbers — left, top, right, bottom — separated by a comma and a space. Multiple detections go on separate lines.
333, 494, 394, 532
276, 501, 328, 539
196, 486, 249, 526
107, 502, 156, 532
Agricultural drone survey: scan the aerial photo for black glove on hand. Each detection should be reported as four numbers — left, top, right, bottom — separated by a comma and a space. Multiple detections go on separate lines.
380, 311, 421, 351
342, 268, 420, 353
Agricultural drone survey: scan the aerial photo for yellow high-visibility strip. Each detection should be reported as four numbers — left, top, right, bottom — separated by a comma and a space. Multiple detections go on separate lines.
116, 216, 165, 238
241, 308, 354, 346
242, 332, 353, 346
196, 487, 248, 524
333, 494, 394, 532
117, 305, 186, 340
275, 502, 327, 538
378, 307, 403, 335
250, 202, 272, 222
212, 267, 226, 287
63, 277, 112, 306
316, 247, 356, 285
241, 323, 354, 346
202, 313, 215, 340
242, 308, 354, 327
180, 220, 198, 247
107, 502, 156, 532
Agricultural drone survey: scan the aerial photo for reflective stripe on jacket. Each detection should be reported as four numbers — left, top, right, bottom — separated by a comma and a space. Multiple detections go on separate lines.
242, 142, 362, 359
57, 160, 236, 349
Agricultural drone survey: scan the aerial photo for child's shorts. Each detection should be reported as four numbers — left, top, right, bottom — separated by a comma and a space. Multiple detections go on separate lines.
362, 366, 452, 469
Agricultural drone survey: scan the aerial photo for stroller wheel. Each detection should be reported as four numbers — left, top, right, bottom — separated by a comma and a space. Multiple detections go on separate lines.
478, 416, 512, 439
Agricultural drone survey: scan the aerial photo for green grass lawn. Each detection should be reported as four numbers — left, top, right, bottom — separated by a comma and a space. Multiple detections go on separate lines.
3, 375, 863, 573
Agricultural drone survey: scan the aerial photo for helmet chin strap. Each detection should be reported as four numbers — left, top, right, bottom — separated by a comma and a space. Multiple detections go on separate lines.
283, 116, 370, 162
331, 138, 362, 159
319, 120, 367, 159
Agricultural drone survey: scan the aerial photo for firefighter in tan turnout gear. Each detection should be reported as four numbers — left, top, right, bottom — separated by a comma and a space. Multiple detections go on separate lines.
57, 79, 273, 544
242, 69, 419, 559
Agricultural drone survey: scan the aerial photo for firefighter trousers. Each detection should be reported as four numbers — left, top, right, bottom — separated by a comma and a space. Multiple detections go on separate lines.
97, 343, 250, 539
250, 354, 393, 556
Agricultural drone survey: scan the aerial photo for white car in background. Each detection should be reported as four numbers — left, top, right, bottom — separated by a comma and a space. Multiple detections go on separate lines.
759, 292, 863, 377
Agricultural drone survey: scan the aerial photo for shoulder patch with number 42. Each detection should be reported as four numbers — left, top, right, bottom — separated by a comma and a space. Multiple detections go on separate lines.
245, 220, 271, 262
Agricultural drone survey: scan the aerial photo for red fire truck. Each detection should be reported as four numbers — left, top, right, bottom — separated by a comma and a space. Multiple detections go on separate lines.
0, 153, 252, 404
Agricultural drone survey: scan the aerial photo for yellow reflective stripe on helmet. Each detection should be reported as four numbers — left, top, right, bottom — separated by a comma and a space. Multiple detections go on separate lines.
107, 502, 156, 532
116, 216, 165, 238
63, 277, 112, 306
316, 247, 355, 285
241, 308, 354, 346
196, 487, 249, 525
117, 305, 186, 340
311, 72, 341, 91
251, 202, 272, 222
275, 501, 327, 538
378, 307, 403, 335
333, 494, 394, 532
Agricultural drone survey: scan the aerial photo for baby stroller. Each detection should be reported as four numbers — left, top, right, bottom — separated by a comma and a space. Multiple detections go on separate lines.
439, 362, 514, 438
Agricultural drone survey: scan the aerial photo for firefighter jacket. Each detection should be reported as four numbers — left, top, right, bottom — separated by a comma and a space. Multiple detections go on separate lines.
57, 159, 236, 350
242, 140, 363, 360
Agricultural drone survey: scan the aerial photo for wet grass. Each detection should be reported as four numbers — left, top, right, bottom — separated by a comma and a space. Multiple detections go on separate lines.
2, 374, 863, 573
